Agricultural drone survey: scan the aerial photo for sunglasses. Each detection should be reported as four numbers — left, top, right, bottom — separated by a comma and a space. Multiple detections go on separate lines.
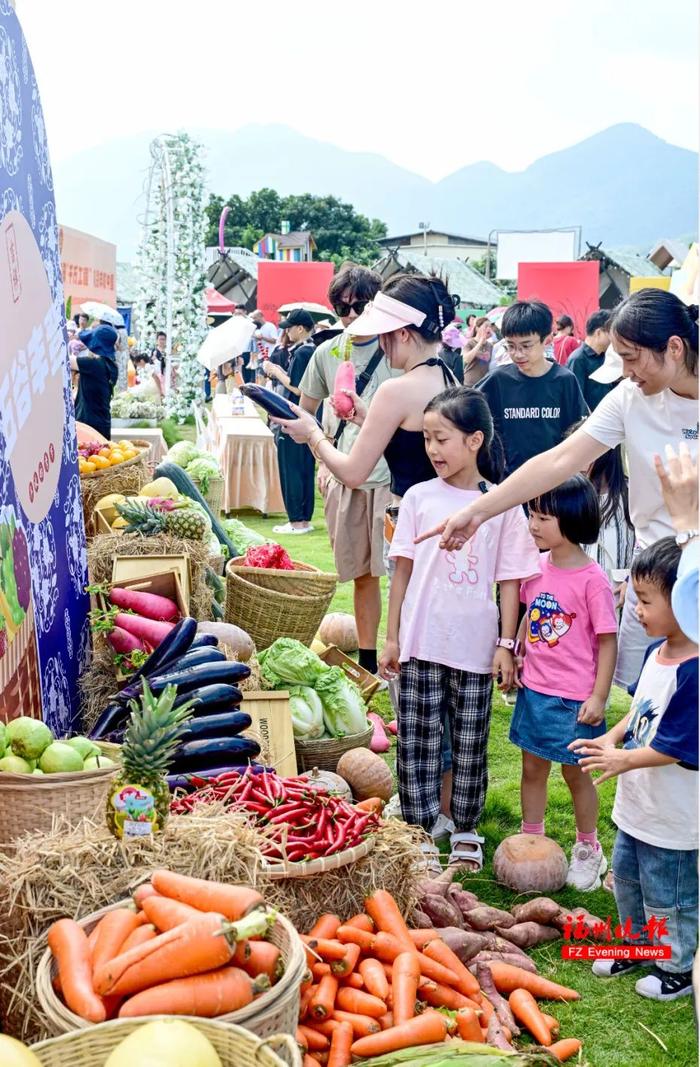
333, 299, 368, 318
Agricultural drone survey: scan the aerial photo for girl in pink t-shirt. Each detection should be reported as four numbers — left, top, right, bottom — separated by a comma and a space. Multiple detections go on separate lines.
379, 388, 540, 872
511, 474, 618, 891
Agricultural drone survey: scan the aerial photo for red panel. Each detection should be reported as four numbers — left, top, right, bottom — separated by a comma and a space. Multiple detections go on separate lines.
256, 261, 334, 325
517, 261, 599, 339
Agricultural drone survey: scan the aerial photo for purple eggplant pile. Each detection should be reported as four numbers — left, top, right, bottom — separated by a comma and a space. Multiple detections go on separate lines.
89, 618, 261, 781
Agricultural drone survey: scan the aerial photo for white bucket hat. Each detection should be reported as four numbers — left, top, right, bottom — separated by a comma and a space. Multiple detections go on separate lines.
590, 344, 623, 384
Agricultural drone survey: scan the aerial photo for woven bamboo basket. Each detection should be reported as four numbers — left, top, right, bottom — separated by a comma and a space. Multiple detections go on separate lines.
229, 558, 338, 599
225, 563, 335, 651
36, 900, 306, 1045
80, 440, 152, 538
79, 441, 150, 480
31, 1017, 301, 1067
294, 725, 373, 773
198, 475, 225, 516
0, 741, 120, 849
262, 834, 376, 880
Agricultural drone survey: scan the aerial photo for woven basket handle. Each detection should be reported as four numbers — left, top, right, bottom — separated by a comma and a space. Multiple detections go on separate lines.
257, 1032, 300, 1065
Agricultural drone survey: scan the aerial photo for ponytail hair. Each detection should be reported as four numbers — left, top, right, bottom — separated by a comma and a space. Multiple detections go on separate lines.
610, 289, 699, 376
424, 386, 505, 483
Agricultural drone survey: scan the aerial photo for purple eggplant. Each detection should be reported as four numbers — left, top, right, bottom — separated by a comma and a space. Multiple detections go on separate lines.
240, 383, 298, 420
173, 684, 242, 715
169, 735, 261, 773
166, 764, 271, 791
179, 711, 251, 741
189, 633, 219, 649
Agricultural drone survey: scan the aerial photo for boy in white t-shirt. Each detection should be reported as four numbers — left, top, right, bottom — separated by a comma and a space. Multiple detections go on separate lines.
571, 537, 698, 1001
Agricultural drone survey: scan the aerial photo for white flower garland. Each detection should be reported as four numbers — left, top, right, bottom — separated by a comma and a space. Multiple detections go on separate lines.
135, 133, 208, 422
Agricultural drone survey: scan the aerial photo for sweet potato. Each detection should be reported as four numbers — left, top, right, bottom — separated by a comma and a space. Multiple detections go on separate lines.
511, 897, 561, 925
476, 963, 520, 1037
480, 933, 530, 957
417, 879, 449, 900
411, 909, 434, 929
469, 952, 539, 973
494, 922, 560, 949
446, 884, 480, 914
435, 928, 487, 963
464, 906, 516, 931
486, 1009, 515, 1051
554, 907, 608, 939
421, 895, 464, 929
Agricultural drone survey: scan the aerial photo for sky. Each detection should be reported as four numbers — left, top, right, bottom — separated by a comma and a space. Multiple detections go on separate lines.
18, 0, 698, 181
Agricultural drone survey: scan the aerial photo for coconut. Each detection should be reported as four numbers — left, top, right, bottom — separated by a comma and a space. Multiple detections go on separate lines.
493, 833, 569, 893
6, 718, 53, 761
38, 742, 83, 774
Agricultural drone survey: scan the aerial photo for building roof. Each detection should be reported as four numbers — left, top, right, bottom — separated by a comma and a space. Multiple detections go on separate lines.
373, 249, 503, 307
377, 229, 488, 246
581, 244, 663, 278
648, 238, 690, 270
256, 231, 317, 249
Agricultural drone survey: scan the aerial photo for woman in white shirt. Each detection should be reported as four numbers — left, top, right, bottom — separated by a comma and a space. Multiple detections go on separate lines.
419, 289, 699, 688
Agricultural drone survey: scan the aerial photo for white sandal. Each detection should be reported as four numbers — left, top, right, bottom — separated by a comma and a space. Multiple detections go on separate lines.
448, 830, 484, 871
420, 841, 443, 876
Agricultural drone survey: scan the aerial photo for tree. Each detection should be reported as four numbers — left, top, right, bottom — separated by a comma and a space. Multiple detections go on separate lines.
204, 189, 387, 266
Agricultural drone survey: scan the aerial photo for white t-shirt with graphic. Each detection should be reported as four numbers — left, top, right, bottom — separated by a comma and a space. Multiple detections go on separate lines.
583, 379, 698, 549
613, 643, 698, 851
389, 479, 540, 673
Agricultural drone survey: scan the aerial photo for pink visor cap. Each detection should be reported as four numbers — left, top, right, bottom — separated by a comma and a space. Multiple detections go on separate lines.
346, 292, 426, 336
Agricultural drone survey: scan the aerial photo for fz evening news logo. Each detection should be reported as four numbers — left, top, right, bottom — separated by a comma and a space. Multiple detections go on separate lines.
560, 913, 671, 961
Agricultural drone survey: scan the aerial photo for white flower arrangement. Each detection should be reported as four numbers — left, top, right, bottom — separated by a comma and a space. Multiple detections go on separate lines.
110, 393, 162, 420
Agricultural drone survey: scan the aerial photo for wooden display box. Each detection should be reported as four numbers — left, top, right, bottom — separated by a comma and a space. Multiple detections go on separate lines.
105, 569, 189, 682
94, 502, 118, 535
112, 555, 192, 607
240, 690, 297, 777
319, 645, 379, 703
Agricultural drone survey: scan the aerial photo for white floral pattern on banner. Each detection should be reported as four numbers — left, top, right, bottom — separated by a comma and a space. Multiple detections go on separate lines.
39, 204, 61, 302
77, 614, 92, 674
31, 75, 52, 190
0, 23, 22, 175
20, 29, 27, 83
42, 655, 71, 736
62, 380, 78, 464
63, 474, 87, 597
27, 515, 58, 633
0, 185, 21, 221
26, 168, 35, 227
64, 606, 73, 659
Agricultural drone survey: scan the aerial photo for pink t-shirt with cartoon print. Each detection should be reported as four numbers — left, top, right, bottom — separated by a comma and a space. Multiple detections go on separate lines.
520, 553, 618, 700
389, 479, 540, 674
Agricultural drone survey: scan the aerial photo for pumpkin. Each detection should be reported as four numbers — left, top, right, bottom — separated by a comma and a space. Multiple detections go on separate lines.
336, 747, 393, 801
303, 766, 353, 801
76, 421, 109, 447
318, 613, 359, 653
492, 833, 569, 893
196, 622, 254, 662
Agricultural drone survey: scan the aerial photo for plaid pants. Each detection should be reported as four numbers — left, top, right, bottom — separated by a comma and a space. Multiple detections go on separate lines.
397, 657, 492, 833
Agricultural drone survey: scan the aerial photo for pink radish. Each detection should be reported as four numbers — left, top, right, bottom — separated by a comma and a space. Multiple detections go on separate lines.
107, 626, 145, 655
367, 712, 390, 753
387, 719, 398, 735
333, 360, 356, 418
109, 587, 179, 622
114, 612, 175, 647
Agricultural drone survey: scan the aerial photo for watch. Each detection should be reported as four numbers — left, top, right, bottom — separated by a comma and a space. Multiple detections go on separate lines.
497, 638, 522, 656
675, 529, 699, 547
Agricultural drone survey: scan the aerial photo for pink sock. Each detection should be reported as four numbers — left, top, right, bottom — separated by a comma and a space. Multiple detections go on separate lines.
576, 829, 600, 850
521, 820, 545, 835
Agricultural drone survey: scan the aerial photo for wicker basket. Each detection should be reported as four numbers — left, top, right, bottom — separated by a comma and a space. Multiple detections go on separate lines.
262, 835, 376, 880
229, 558, 338, 600
36, 901, 306, 1046
198, 475, 225, 516
31, 1017, 301, 1067
79, 441, 150, 480
225, 562, 335, 651
294, 725, 373, 773
0, 742, 119, 849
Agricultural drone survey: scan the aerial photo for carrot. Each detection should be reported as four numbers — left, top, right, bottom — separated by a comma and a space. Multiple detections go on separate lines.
416, 951, 462, 988
303, 1057, 320, 1067
301, 968, 314, 992
95, 908, 272, 998
350, 1013, 448, 1057
342, 972, 364, 990
365, 890, 415, 952
119, 924, 157, 954
133, 882, 157, 908
142, 894, 202, 932
370, 930, 411, 962
300, 985, 315, 1020
359, 958, 390, 1001
345, 913, 375, 932
477, 992, 494, 1023
47, 919, 106, 1023
409, 928, 439, 949
313, 963, 332, 981
380, 962, 394, 982
392, 951, 421, 1025
378, 1011, 394, 1030
486, 962, 580, 1001
304, 937, 348, 961
509, 988, 553, 1045
541, 1011, 561, 1036
550, 1038, 583, 1062
327, 1020, 353, 1067
151, 869, 263, 921
298, 1025, 330, 1052
418, 980, 473, 1011
310, 975, 339, 1020
336, 925, 375, 951
296, 1027, 309, 1053
308, 914, 341, 940
311, 1020, 341, 1037
241, 940, 283, 983
335, 987, 386, 1019
423, 937, 481, 997
118, 964, 267, 1018
332, 943, 360, 977
92, 908, 145, 976
86, 924, 100, 964
332, 1010, 380, 1037
456, 1007, 484, 1042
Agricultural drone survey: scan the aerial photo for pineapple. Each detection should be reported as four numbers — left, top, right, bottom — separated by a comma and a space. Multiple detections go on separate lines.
116, 498, 208, 541
106, 681, 193, 839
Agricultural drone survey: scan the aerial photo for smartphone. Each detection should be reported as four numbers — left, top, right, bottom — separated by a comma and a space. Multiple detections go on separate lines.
240, 383, 298, 420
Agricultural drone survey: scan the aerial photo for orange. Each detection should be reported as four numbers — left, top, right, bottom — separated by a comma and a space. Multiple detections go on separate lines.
92, 455, 111, 469
82, 461, 96, 474
98, 447, 111, 458
121, 449, 137, 460
109, 453, 125, 466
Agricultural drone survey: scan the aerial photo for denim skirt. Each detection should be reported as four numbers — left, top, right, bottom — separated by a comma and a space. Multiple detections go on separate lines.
509, 685, 606, 765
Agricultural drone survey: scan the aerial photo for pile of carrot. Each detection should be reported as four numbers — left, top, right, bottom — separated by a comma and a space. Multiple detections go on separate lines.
295, 890, 583, 1066
47, 870, 283, 1022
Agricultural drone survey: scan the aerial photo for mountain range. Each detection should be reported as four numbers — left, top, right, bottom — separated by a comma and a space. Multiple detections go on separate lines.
52, 122, 697, 260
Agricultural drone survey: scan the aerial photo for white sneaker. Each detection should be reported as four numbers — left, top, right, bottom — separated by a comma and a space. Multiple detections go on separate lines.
566, 842, 608, 891
592, 958, 652, 978
383, 794, 404, 821
272, 523, 294, 534
635, 967, 693, 1001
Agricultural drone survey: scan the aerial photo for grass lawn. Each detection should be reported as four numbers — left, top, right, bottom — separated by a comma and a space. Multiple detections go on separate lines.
231, 489, 697, 1067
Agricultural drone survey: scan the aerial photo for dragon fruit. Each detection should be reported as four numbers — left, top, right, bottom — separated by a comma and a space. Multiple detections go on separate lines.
11, 527, 31, 612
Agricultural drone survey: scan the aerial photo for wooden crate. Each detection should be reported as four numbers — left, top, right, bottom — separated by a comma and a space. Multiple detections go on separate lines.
240, 690, 297, 777
105, 569, 189, 682
319, 645, 379, 703
112, 554, 192, 607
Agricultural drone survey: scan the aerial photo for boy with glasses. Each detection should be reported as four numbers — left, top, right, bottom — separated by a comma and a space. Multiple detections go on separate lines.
478, 300, 588, 477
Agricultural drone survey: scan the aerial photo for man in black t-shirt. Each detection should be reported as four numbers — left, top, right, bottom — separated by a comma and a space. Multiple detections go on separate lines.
478, 301, 588, 477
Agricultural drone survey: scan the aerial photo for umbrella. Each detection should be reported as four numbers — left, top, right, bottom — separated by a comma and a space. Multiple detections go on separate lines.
196, 314, 256, 372
278, 301, 337, 322
486, 306, 509, 326
80, 301, 125, 328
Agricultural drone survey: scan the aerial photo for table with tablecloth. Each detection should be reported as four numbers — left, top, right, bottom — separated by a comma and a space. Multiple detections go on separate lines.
209, 395, 285, 515
110, 426, 168, 466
